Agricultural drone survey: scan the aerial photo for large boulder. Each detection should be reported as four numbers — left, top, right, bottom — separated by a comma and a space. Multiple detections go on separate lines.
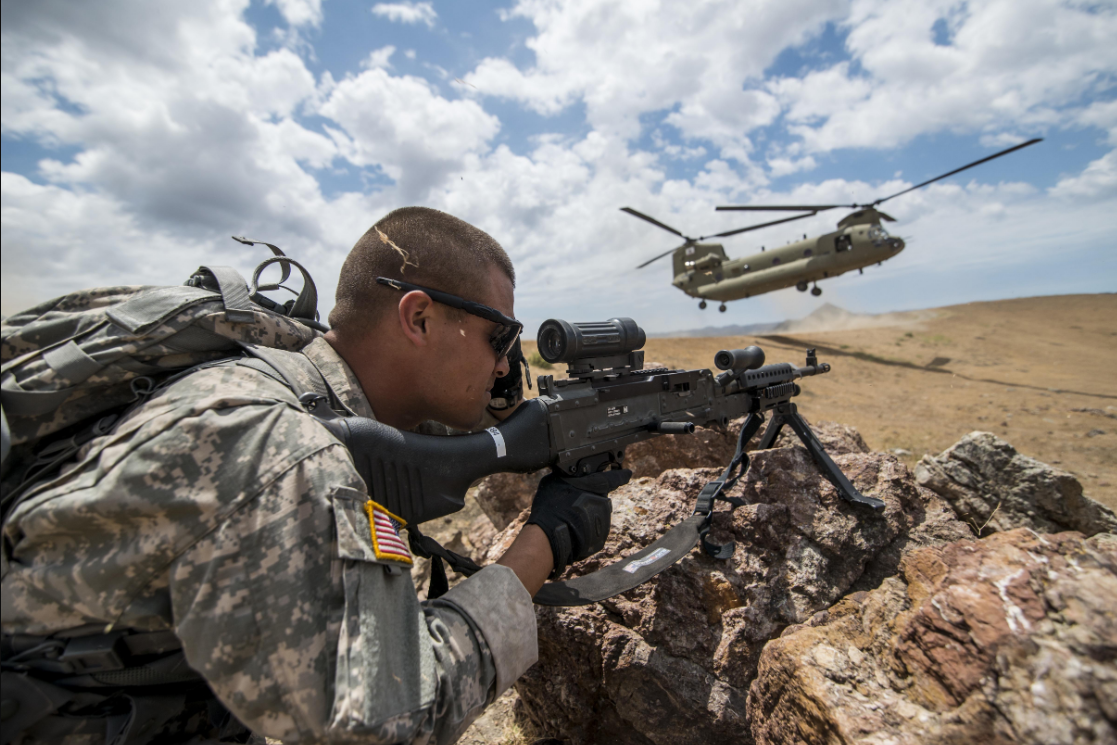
748, 529, 1117, 745
473, 418, 869, 530
492, 441, 970, 744
915, 431, 1117, 537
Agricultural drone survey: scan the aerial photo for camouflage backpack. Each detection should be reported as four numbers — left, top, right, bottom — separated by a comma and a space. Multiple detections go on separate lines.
0, 245, 325, 516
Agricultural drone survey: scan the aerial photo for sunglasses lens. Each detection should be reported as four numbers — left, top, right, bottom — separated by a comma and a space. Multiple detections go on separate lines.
491, 324, 522, 358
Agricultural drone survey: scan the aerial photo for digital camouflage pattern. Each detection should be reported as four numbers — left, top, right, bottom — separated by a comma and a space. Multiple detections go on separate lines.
1, 283, 318, 447
1, 337, 537, 744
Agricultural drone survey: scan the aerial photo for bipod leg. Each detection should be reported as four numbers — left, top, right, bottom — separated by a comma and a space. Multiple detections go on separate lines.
756, 411, 785, 450
779, 403, 885, 512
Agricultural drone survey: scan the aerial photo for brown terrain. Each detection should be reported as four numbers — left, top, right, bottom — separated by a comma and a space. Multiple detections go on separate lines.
524, 293, 1117, 511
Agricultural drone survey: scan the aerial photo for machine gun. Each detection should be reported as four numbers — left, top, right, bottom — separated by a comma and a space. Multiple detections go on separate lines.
308, 318, 884, 605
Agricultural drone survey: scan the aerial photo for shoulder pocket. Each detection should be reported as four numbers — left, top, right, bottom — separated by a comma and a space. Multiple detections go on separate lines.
331, 485, 413, 568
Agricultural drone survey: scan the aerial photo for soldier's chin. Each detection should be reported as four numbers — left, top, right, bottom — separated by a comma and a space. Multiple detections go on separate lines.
441, 402, 487, 432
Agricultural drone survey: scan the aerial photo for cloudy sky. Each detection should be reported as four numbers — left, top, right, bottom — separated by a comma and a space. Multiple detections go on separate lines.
2, 0, 1114, 335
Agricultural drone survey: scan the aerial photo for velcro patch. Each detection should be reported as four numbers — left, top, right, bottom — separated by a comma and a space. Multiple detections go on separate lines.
364, 500, 413, 565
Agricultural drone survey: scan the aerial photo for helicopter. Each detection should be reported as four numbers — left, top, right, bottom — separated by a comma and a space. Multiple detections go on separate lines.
625, 138, 1042, 311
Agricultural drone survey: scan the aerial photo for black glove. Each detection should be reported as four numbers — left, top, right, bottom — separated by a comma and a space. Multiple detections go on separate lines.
527, 468, 632, 578
488, 338, 530, 411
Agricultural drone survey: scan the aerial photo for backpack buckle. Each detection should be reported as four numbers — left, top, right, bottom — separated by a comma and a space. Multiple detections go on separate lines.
59, 632, 129, 673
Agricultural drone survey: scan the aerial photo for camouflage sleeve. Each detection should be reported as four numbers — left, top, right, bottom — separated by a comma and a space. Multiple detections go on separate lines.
167, 405, 537, 745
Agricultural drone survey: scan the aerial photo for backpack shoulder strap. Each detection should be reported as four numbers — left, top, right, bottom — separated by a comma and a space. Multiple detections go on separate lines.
235, 343, 335, 405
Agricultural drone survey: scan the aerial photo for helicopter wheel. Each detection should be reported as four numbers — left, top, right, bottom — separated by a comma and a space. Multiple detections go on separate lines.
698, 300, 707, 310
810, 285, 822, 297
796, 281, 808, 292
718, 304, 727, 313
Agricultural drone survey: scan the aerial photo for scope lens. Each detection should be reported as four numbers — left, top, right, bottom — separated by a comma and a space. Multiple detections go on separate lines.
538, 323, 567, 363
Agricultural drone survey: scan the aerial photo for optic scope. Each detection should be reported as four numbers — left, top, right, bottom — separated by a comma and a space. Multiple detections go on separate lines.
714, 346, 765, 372
537, 318, 646, 364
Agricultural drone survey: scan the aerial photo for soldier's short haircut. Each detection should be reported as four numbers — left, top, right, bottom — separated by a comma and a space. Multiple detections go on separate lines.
329, 207, 515, 337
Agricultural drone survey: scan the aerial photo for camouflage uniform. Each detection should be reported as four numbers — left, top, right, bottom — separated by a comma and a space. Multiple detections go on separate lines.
1, 337, 538, 744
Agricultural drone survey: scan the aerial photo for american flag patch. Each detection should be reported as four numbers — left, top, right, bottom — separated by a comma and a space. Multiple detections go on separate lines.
364, 500, 413, 565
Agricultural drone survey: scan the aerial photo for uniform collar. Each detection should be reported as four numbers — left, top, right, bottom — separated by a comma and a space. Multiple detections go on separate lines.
301, 337, 377, 420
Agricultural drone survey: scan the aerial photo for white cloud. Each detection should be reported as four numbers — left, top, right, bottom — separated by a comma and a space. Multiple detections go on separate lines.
1078, 99, 1117, 145
3, 0, 1114, 333
266, 0, 324, 27
1048, 150, 1117, 201
371, 2, 437, 27
776, 0, 1117, 152
318, 66, 500, 198
364, 46, 397, 70
464, 0, 846, 152
767, 155, 818, 177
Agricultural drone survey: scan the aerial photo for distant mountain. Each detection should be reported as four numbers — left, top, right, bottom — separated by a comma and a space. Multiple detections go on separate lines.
651, 303, 874, 338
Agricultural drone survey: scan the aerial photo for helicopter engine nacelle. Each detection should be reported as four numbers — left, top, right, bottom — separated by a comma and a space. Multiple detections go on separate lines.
686, 253, 723, 272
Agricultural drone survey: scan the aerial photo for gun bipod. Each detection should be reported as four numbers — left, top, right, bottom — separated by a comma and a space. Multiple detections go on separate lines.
695, 405, 886, 561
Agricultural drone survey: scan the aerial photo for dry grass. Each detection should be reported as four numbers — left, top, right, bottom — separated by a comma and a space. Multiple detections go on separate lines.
523, 293, 1117, 511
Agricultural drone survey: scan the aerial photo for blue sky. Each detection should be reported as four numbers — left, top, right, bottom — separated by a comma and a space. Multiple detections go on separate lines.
3, 0, 1115, 335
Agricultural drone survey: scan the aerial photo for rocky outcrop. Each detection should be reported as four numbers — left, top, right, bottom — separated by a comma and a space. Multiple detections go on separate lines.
473, 418, 870, 530
473, 469, 548, 530
915, 431, 1117, 537
495, 442, 970, 744
748, 529, 1117, 745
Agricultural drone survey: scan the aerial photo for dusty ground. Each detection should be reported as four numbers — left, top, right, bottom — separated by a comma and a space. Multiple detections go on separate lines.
524, 293, 1117, 511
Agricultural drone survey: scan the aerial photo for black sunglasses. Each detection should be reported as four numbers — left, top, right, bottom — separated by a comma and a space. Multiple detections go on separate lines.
376, 277, 523, 359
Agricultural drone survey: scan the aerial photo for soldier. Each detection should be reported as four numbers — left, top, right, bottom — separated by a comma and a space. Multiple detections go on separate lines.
1, 207, 628, 744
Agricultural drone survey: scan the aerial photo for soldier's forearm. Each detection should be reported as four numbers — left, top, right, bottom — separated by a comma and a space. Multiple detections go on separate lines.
495, 524, 553, 597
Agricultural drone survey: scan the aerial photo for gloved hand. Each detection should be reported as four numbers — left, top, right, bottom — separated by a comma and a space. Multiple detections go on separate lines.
527, 468, 632, 578
488, 338, 530, 411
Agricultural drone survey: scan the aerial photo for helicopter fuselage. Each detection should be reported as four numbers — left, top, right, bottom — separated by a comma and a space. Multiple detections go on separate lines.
672, 223, 905, 300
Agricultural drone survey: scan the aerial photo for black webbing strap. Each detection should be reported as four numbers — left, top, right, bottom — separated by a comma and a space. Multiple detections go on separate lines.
406, 525, 482, 600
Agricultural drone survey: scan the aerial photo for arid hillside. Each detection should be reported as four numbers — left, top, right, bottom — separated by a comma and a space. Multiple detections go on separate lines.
524, 293, 1116, 511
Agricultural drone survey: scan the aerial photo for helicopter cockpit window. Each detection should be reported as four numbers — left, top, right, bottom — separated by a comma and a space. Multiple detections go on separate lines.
868, 225, 889, 244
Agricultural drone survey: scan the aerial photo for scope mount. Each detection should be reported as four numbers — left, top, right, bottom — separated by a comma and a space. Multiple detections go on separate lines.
565, 350, 645, 380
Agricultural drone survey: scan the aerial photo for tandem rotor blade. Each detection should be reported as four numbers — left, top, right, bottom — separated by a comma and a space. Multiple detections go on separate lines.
704, 211, 819, 239
621, 207, 690, 239
715, 204, 847, 212
873, 138, 1043, 206
636, 245, 682, 269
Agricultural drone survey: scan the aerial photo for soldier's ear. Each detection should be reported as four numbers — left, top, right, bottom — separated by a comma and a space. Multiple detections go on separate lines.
398, 290, 435, 348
